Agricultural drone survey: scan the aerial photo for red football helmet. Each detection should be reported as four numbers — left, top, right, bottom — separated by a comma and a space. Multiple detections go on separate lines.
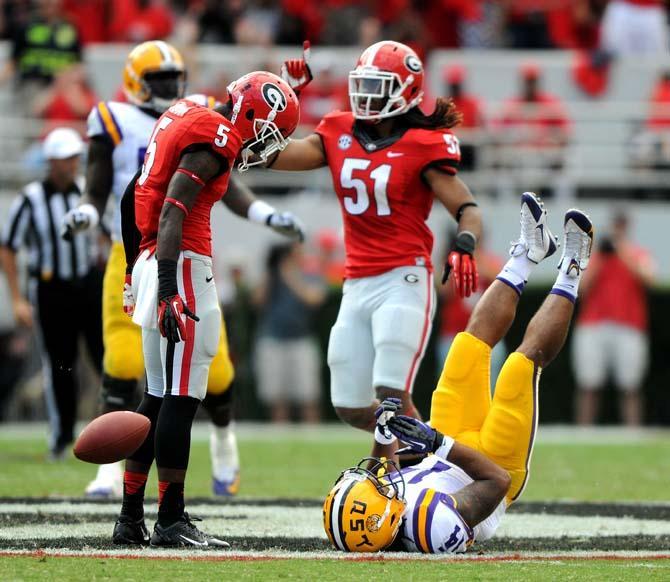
349, 41, 424, 121
226, 71, 300, 171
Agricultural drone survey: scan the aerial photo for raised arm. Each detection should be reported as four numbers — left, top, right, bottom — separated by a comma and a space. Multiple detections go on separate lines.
267, 134, 327, 171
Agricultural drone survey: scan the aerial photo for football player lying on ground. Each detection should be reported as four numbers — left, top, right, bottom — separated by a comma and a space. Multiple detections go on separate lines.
324, 192, 594, 553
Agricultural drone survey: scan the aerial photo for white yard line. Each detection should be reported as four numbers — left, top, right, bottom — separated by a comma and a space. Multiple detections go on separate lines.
2, 504, 670, 541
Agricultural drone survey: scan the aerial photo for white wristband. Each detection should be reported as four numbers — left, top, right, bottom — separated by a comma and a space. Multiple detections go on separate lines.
374, 426, 396, 446
79, 203, 99, 228
247, 200, 275, 225
434, 435, 456, 460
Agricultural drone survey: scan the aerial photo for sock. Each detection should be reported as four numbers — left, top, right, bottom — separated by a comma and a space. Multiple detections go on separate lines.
210, 423, 240, 482
121, 470, 148, 519
158, 481, 185, 526
551, 270, 581, 303
496, 254, 536, 296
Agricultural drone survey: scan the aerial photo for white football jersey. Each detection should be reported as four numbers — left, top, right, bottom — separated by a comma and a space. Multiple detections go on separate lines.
85, 95, 217, 241
87, 101, 159, 240
396, 455, 506, 554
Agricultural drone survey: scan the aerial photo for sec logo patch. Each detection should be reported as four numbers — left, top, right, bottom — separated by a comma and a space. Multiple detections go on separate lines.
338, 134, 352, 150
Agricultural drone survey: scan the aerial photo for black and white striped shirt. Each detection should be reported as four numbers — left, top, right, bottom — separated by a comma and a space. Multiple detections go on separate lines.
1, 178, 92, 281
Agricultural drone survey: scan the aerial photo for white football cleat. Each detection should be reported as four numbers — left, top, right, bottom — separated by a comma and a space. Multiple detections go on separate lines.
85, 461, 123, 499
510, 192, 558, 264
558, 209, 594, 277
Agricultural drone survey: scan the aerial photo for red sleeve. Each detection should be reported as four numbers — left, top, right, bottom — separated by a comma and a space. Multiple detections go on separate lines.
418, 128, 461, 176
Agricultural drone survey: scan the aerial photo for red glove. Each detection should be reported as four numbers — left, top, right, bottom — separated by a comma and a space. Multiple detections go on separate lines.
123, 271, 135, 317
158, 295, 199, 343
280, 40, 313, 95
442, 231, 479, 298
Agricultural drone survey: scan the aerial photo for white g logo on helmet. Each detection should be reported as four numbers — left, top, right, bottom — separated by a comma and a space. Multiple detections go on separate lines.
404, 55, 422, 74
261, 82, 287, 111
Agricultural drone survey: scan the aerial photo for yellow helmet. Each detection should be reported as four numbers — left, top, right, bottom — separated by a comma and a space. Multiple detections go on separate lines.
323, 457, 406, 552
123, 40, 186, 113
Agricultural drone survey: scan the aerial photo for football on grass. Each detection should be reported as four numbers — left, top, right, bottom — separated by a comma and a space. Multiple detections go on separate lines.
74, 411, 150, 464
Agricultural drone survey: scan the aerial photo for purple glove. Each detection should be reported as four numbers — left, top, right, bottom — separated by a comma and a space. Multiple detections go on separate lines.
387, 415, 443, 455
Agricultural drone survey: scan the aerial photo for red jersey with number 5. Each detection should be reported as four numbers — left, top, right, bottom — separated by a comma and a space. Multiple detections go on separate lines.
135, 99, 242, 256
315, 111, 461, 279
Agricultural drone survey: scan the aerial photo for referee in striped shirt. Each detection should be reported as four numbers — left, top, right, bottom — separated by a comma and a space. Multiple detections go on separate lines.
0, 128, 104, 459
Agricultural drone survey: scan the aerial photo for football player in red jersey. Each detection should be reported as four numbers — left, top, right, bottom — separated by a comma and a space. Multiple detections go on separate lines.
114, 71, 302, 548
275, 41, 483, 439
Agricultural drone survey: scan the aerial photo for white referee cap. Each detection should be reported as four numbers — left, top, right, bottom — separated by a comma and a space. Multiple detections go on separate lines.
43, 127, 85, 160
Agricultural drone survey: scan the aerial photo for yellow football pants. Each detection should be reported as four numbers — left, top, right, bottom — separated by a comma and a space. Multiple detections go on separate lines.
102, 242, 234, 394
430, 332, 539, 504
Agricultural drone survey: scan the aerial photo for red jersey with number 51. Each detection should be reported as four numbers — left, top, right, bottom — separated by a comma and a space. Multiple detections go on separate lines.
135, 99, 243, 257
315, 111, 461, 279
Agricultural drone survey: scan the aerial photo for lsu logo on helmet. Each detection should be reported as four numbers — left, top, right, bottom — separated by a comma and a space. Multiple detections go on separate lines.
323, 457, 406, 552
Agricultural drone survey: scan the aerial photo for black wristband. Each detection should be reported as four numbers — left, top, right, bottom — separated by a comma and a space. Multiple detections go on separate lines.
453, 231, 476, 255
157, 259, 178, 300
456, 201, 478, 222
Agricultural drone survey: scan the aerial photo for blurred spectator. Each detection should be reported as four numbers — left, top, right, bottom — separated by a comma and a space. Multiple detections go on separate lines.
254, 243, 326, 423
573, 211, 656, 427
109, 0, 174, 43
443, 64, 485, 170
630, 70, 670, 169
302, 229, 346, 287
234, 0, 280, 46
505, 0, 562, 48
571, 49, 613, 98
495, 62, 571, 187
498, 62, 571, 148
548, 0, 605, 49
436, 231, 506, 384
62, 0, 109, 44
298, 54, 349, 128
32, 64, 97, 135
418, 0, 481, 48
1, 0, 82, 114
601, 0, 668, 55
0, 128, 103, 458
195, 0, 241, 43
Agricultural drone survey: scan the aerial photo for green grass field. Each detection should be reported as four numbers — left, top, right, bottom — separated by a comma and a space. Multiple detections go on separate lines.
1, 429, 669, 501
4, 555, 670, 582
1, 426, 669, 580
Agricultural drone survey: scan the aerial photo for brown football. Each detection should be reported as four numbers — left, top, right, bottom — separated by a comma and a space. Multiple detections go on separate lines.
74, 411, 150, 464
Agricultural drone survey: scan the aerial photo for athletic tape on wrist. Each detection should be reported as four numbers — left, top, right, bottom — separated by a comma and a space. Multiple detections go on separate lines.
165, 197, 189, 216
176, 168, 206, 186
374, 425, 396, 446
248, 200, 276, 225
434, 435, 456, 460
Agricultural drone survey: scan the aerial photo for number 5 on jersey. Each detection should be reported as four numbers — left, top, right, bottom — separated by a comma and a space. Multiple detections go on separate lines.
340, 158, 392, 217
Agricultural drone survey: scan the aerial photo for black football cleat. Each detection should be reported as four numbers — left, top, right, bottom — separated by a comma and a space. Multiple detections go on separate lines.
150, 513, 230, 548
112, 514, 150, 545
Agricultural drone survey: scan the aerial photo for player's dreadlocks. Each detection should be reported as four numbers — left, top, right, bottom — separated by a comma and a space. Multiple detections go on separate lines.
402, 97, 463, 130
